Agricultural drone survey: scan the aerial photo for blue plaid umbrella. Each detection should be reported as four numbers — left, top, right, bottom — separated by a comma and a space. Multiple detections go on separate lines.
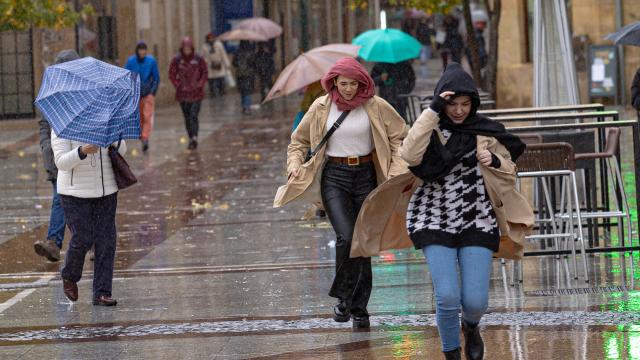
35, 57, 141, 148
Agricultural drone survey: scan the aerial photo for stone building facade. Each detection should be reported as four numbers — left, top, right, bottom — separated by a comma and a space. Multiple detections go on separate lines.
497, 0, 640, 107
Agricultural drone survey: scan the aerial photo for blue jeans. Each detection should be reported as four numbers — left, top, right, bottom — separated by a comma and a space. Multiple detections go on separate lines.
241, 94, 252, 110
47, 181, 66, 248
422, 245, 493, 352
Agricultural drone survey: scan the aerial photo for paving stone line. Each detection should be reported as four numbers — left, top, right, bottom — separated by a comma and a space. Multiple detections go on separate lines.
0, 311, 639, 342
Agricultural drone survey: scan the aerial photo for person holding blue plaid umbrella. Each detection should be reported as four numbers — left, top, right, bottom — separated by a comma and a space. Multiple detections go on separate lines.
36, 57, 140, 306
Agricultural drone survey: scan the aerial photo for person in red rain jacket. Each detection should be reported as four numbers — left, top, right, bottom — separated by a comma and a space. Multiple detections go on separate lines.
169, 36, 208, 150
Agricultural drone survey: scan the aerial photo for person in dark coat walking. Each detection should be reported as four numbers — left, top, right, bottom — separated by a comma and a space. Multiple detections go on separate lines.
233, 41, 257, 115
370, 60, 416, 120
465, 26, 488, 75
440, 15, 464, 68
631, 67, 640, 111
254, 42, 275, 102
33, 49, 81, 262
169, 37, 208, 150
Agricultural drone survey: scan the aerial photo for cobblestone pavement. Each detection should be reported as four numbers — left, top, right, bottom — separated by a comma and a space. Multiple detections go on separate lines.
1, 60, 640, 359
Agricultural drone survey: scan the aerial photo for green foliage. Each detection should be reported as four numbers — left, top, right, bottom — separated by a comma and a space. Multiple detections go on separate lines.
349, 0, 461, 14
0, 0, 93, 32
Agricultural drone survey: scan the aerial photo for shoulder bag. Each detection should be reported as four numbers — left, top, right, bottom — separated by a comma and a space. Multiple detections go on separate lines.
304, 110, 350, 162
108, 139, 137, 190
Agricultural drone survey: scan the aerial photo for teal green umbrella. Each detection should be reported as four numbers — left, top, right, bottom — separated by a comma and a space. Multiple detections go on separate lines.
352, 28, 421, 63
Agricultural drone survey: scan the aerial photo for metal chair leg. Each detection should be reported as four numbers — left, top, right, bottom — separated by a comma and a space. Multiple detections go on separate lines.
565, 175, 579, 280
609, 157, 635, 279
541, 178, 561, 258
570, 172, 590, 283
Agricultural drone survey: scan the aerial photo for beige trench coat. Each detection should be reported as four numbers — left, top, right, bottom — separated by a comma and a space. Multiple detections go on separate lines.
350, 109, 535, 260
273, 94, 408, 208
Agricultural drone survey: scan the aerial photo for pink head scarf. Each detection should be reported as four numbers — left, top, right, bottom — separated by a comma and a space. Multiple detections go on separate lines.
321, 57, 375, 111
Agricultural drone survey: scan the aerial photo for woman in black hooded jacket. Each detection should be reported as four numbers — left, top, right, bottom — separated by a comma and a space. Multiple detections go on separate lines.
399, 63, 525, 360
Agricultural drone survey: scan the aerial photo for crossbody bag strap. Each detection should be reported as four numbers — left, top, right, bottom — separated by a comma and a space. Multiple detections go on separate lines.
308, 110, 351, 159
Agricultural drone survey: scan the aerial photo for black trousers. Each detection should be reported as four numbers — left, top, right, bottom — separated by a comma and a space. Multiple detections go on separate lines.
208, 78, 225, 97
180, 101, 202, 139
60, 193, 118, 298
321, 161, 377, 313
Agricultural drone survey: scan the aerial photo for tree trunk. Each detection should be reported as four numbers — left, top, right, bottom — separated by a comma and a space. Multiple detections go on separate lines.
462, 0, 482, 88
484, 0, 501, 102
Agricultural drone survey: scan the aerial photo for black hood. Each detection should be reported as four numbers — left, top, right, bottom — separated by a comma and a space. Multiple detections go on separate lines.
433, 62, 481, 115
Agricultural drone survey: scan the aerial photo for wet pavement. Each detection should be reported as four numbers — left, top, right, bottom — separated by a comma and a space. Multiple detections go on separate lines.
1, 60, 640, 359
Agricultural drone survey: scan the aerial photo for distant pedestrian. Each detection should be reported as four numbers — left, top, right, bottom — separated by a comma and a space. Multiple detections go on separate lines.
33, 49, 79, 262
125, 41, 160, 152
201, 32, 230, 98
400, 63, 530, 359
274, 57, 408, 329
292, 80, 325, 132
169, 37, 208, 150
233, 41, 257, 115
416, 17, 435, 64
440, 15, 464, 68
370, 60, 416, 120
631, 66, 640, 111
52, 134, 128, 306
255, 42, 276, 102
465, 26, 488, 75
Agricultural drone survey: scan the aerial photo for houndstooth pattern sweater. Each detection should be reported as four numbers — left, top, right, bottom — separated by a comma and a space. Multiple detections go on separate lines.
406, 130, 500, 251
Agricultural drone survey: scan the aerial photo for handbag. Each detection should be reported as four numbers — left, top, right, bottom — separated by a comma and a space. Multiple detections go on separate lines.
304, 110, 350, 162
108, 139, 137, 190
224, 70, 236, 88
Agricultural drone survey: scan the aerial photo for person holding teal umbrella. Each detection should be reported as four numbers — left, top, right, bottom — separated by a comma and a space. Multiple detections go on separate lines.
352, 28, 422, 63
370, 60, 415, 120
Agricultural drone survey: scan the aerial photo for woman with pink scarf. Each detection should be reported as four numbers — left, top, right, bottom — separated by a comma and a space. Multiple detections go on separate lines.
274, 57, 407, 328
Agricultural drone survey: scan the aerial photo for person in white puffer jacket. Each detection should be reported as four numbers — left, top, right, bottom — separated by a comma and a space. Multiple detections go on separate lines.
51, 131, 127, 306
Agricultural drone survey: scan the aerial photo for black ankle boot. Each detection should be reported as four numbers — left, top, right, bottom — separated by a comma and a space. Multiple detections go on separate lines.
443, 347, 461, 360
462, 320, 484, 360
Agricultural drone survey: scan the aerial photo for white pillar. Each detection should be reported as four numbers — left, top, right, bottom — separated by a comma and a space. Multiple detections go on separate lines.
533, 0, 579, 108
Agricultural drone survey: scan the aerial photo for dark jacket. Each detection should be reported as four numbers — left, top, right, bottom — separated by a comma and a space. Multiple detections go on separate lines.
370, 61, 416, 113
254, 49, 275, 81
443, 17, 464, 52
39, 49, 80, 182
632, 67, 640, 111
169, 38, 208, 102
233, 49, 256, 94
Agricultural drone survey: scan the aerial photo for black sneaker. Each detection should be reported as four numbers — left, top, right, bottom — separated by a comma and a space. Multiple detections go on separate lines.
333, 301, 351, 322
352, 309, 370, 328
141, 139, 149, 152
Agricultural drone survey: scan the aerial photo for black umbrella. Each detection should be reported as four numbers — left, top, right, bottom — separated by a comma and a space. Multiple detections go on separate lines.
604, 21, 640, 46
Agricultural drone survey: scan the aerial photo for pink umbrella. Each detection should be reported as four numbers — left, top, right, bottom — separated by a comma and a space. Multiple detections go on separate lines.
263, 44, 361, 103
237, 17, 283, 39
218, 28, 268, 42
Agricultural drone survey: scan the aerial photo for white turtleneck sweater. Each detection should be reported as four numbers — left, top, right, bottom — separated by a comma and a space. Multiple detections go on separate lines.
325, 102, 374, 157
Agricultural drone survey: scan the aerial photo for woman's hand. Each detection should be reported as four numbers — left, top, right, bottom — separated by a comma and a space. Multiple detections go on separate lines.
80, 144, 99, 155
430, 91, 455, 114
439, 91, 455, 100
477, 149, 493, 166
289, 167, 301, 179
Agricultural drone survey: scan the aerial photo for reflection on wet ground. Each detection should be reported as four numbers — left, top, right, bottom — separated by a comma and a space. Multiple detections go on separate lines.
1, 63, 640, 359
